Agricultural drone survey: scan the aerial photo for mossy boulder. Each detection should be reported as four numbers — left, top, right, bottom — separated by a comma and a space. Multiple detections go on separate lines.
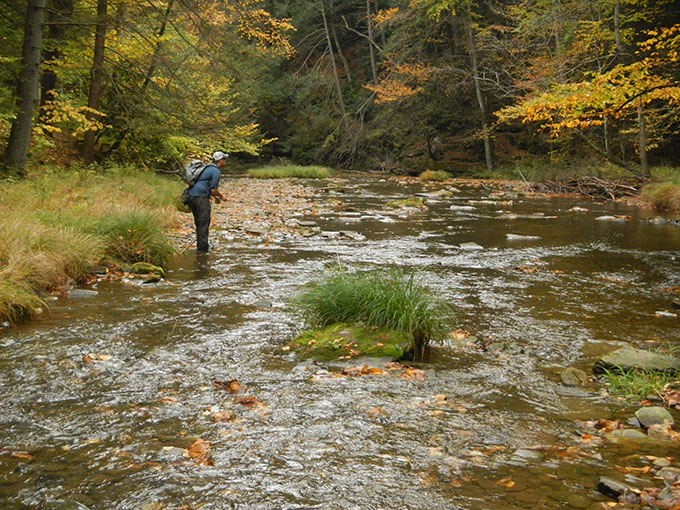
130, 262, 165, 278
288, 323, 414, 361
593, 347, 680, 375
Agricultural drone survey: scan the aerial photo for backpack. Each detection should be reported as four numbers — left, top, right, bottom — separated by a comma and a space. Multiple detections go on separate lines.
183, 159, 207, 186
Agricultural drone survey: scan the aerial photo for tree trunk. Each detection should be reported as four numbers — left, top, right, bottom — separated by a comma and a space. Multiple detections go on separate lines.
331, 21, 351, 82
81, 0, 108, 163
637, 102, 650, 177
4, 0, 46, 174
468, 23, 492, 172
320, 0, 346, 120
40, 0, 74, 121
366, 0, 377, 82
614, 0, 623, 56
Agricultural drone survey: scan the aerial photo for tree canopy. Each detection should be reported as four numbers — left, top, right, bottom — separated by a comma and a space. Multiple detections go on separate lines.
1, 0, 679, 174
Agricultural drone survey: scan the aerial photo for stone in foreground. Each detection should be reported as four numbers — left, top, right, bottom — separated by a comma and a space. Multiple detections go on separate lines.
593, 347, 680, 375
635, 406, 674, 428
288, 323, 413, 361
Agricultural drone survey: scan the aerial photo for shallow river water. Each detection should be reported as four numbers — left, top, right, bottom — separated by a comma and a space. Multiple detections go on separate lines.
1, 178, 679, 510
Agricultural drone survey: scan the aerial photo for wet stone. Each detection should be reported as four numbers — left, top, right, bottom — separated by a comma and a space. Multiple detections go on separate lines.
459, 242, 484, 250
560, 367, 588, 386
68, 289, 99, 298
593, 347, 680, 375
635, 406, 674, 428
652, 458, 673, 468
157, 447, 185, 462
656, 467, 680, 482
606, 429, 648, 440
511, 448, 545, 463
597, 477, 634, 499
506, 233, 542, 241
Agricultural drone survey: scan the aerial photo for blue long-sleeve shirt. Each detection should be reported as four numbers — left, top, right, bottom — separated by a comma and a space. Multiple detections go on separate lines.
187, 163, 220, 197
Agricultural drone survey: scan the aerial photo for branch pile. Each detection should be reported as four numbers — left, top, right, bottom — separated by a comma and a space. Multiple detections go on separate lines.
529, 176, 647, 200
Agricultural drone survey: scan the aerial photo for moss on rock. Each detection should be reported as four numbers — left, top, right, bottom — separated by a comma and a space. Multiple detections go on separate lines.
130, 262, 165, 277
288, 323, 414, 361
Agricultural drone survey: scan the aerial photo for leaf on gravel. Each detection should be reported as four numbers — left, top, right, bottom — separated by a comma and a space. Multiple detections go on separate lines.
211, 410, 236, 423
186, 439, 214, 466
366, 407, 386, 418
214, 379, 245, 394
10, 452, 35, 461
472, 445, 506, 455
399, 367, 428, 382
614, 465, 651, 475
157, 397, 179, 404
496, 477, 515, 488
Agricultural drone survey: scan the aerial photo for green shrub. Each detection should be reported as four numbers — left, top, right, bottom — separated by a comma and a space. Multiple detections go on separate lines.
419, 170, 451, 182
246, 165, 334, 179
291, 268, 456, 348
94, 209, 176, 266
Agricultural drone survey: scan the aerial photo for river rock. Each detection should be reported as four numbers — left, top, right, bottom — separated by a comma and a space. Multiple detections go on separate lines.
296, 220, 318, 227
244, 223, 270, 235
657, 467, 680, 482
595, 215, 629, 222
449, 205, 477, 211
67, 289, 99, 298
653, 457, 673, 468
339, 231, 365, 241
560, 367, 588, 386
606, 429, 648, 440
593, 347, 680, 375
511, 448, 545, 462
636, 406, 674, 428
648, 216, 668, 224
597, 477, 635, 499
459, 242, 484, 250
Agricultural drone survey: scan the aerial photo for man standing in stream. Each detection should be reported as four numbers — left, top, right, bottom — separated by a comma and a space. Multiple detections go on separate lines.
186, 151, 227, 252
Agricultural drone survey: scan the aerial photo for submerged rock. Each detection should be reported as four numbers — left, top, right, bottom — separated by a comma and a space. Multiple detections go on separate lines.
288, 323, 413, 361
593, 347, 680, 375
560, 367, 588, 386
67, 289, 99, 298
506, 233, 541, 241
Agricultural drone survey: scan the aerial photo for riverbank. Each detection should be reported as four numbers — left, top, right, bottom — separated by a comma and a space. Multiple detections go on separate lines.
0, 166, 183, 325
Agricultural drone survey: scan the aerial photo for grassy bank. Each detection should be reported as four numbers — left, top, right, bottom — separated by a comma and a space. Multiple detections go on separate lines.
0, 165, 183, 325
246, 165, 333, 179
639, 168, 680, 214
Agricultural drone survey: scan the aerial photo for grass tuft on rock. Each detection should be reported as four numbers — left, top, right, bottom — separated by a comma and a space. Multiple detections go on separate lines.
419, 170, 451, 182
640, 181, 680, 213
291, 268, 456, 350
246, 165, 334, 179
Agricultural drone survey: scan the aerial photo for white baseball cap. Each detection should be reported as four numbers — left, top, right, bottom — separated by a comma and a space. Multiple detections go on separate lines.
212, 151, 229, 161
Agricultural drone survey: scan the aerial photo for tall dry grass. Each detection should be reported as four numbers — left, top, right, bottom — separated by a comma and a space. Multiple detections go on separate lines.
0, 165, 183, 325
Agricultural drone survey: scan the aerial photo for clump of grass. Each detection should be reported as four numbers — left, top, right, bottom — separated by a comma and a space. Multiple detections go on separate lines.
602, 366, 676, 401
246, 165, 334, 179
385, 197, 426, 208
640, 181, 680, 213
419, 170, 451, 182
94, 209, 176, 266
291, 268, 456, 349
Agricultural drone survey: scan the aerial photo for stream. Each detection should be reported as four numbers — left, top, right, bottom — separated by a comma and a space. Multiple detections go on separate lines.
1, 177, 679, 510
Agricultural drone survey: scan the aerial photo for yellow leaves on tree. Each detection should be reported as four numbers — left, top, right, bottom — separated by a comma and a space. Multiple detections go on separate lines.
497, 25, 680, 140
371, 7, 400, 26
363, 62, 432, 104
36, 94, 109, 137
225, 2, 296, 58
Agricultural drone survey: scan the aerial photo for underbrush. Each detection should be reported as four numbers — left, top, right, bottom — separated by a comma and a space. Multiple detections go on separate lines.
0, 165, 182, 324
290, 267, 456, 348
246, 165, 334, 179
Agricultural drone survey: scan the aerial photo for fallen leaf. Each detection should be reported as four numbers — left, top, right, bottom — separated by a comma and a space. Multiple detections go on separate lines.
10, 452, 34, 461
496, 477, 515, 488
211, 410, 235, 423
614, 465, 651, 475
399, 367, 428, 382
186, 439, 214, 466
450, 476, 472, 487
157, 397, 178, 404
473, 445, 506, 455
82, 353, 97, 363
214, 379, 244, 394
366, 407, 386, 418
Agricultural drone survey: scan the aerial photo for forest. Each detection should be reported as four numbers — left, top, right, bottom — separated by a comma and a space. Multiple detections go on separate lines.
1, 0, 680, 177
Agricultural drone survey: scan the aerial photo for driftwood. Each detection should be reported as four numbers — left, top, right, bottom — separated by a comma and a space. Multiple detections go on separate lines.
528, 176, 647, 201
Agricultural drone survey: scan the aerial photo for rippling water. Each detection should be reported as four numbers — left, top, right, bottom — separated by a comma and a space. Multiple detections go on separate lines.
1, 178, 679, 509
